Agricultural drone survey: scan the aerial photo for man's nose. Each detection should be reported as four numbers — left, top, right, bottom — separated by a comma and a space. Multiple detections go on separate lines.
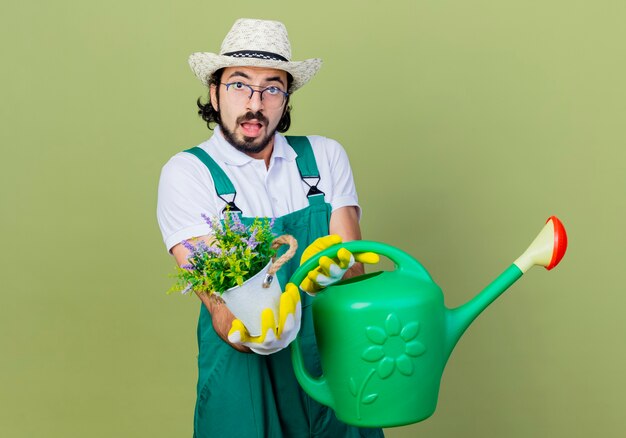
247, 90, 264, 112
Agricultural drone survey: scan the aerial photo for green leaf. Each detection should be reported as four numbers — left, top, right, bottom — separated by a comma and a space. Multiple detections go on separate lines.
365, 326, 387, 345
349, 378, 357, 396
400, 321, 420, 341
385, 313, 402, 336
361, 346, 384, 362
362, 394, 378, 404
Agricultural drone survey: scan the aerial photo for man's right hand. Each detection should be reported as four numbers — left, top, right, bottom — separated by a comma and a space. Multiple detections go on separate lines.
196, 292, 251, 353
172, 234, 251, 353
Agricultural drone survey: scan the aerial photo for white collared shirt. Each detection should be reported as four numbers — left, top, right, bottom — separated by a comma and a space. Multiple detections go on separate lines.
157, 127, 360, 252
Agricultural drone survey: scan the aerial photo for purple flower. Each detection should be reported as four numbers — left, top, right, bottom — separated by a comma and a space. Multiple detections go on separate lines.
197, 240, 209, 252
181, 283, 193, 295
230, 212, 246, 233
201, 213, 214, 228
206, 246, 222, 256
269, 217, 276, 229
181, 240, 196, 252
181, 264, 194, 271
245, 227, 259, 249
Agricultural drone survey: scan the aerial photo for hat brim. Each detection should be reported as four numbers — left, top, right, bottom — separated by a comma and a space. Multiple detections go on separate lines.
188, 52, 322, 93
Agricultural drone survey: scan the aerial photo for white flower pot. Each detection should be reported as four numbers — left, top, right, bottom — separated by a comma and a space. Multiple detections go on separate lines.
220, 261, 282, 336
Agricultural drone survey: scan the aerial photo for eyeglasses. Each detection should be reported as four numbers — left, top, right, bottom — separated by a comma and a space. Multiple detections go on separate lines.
220, 82, 289, 108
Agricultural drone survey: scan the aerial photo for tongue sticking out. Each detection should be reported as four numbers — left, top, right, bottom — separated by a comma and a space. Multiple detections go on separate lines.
241, 122, 262, 137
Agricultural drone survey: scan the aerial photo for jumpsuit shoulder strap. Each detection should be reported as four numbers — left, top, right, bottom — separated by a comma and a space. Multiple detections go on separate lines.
284, 136, 325, 198
184, 146, 242, 214
284, 135, 319, 178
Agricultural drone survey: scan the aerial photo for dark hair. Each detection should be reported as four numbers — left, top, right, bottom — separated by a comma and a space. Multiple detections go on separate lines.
196, 69, 293, 132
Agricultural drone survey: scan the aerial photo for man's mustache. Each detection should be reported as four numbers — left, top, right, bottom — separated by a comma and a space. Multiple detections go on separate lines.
236, 111, 269, 125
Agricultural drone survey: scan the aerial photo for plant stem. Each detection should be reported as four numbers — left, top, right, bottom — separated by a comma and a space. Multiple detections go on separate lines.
356, 369, 376, 420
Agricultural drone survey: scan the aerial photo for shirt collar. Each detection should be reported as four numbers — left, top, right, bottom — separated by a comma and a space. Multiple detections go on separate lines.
272, 133, 298, 163
206, 126, 297, 166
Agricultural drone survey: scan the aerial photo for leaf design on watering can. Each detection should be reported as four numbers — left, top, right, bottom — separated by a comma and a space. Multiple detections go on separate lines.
365, 326, 387, 345
405, 341, 426, 357
385, 313, 402, 336
377, 357, 395, 379
396, 354, 414, 376
349, 377, 357, 396
361, 313, 426, 379
401, 321, 420, 341
362, 394, 378, 404
361, 346, 385, 362
355, 313, 427, 418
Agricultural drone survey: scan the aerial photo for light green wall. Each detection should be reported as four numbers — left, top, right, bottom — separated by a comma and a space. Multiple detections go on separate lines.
1, 1, 624, 436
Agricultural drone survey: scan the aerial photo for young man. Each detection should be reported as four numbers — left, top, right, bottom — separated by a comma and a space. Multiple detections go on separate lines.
157, 19, 383, 437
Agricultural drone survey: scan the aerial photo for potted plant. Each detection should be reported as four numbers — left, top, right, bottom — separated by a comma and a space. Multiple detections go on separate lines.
169, 213, 296, 336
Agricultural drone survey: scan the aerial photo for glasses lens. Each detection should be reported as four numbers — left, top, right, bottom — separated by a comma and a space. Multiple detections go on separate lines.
224, 83, 286, 108
261, 87, 286, 108
225, 82, 251, 101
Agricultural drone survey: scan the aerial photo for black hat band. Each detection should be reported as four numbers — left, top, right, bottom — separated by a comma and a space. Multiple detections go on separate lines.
223, 50, 288, 62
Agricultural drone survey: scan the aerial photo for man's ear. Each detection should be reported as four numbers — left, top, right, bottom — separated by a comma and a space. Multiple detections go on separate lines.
209, 84, 218, 111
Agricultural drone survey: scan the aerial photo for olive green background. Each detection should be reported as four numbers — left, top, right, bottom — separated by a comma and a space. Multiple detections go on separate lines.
1, 0, 624, 437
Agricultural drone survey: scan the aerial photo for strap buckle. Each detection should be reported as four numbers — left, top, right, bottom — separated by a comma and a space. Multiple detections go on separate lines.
221, 201, 242, 215
217, 193, 242, 215
303, 176, 325, 197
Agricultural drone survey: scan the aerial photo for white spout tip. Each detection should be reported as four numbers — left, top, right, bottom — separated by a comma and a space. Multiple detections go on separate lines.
514, 216, 568, 274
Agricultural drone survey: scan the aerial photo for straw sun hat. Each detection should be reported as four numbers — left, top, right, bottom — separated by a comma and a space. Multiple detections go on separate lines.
188, 18, 322, 93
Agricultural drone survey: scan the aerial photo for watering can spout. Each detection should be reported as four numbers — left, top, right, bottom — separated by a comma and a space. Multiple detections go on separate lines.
444, 216, 568, 361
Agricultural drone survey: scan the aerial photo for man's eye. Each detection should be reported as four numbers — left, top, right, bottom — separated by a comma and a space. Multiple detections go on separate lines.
266, 86, 280, 95
233, 82, 245, 89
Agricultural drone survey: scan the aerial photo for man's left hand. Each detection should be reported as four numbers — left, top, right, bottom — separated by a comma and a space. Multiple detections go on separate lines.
227, 283, 301, 355
299, 235, 379, 294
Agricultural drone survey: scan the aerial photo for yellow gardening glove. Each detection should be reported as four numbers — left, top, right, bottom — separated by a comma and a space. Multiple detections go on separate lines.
227, 283, 301, 355
299, 235, 379, 294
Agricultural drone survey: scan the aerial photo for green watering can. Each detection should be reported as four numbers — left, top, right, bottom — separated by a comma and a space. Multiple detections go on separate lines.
290, 216, 568, 428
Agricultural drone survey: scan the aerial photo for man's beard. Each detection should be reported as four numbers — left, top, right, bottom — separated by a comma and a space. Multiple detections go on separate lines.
220, 111, 276, 154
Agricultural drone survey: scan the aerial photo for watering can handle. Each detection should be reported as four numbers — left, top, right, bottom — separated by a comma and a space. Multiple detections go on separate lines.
289, 240, 433, 287
289, 240, 432, 410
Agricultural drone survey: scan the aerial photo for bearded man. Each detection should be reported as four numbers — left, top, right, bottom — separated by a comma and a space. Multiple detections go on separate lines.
157, 18, 383, 438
